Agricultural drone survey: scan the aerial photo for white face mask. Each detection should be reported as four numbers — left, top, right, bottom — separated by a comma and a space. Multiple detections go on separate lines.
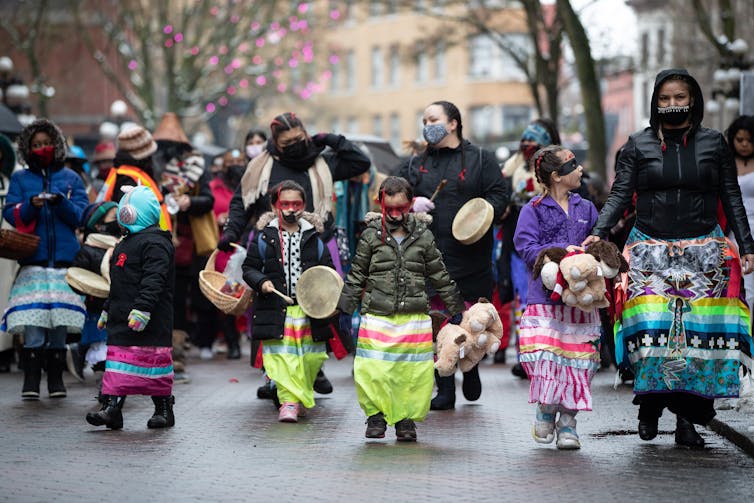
246, 144, 265, 159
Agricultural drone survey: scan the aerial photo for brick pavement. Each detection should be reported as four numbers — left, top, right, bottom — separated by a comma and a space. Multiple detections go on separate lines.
1, 347, 753, 503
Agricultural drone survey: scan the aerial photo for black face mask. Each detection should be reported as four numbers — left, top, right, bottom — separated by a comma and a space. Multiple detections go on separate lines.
227, 165, 245, 185
657, 105, 690, 126
103, 221, 122, 236
385, 215, 405, 229
281, 140, 309, 159
281, 211, 300, 224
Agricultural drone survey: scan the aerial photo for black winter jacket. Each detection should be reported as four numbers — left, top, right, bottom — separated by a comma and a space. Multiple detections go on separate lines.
242, 212, 337, 341
593, 68, 754, 255
399, 140, 510, 301
103, 226, 175, 347
223, 134, 370, 244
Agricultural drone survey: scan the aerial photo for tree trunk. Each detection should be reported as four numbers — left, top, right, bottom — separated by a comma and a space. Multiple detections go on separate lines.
556, 0, 606, 178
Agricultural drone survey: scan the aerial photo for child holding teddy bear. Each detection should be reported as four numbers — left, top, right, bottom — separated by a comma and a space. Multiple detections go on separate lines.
339, 176, 464, 442
512, 145, 600, 450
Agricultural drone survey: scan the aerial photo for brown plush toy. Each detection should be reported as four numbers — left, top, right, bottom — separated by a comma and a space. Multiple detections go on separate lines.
434, 298, 505, 376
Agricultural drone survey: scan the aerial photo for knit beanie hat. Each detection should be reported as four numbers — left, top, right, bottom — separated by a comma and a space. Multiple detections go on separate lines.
117, 185, 161, 234
521, 123, 552, 147
117, 125, 157, 160
82, 201, 118, 232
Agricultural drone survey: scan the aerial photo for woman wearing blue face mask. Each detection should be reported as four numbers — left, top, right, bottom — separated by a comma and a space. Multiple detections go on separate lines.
399, 100, 511, 410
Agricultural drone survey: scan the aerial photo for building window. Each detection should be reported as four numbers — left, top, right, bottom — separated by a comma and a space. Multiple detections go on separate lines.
344, 0, 354, 21
369, 0, 383, 17
432, 0, 446, 14
502, 105, 532, 137
470, 106, 495, 142
640, 31, 649, 70
469, 34, 529, 81
331, 117, 342, 134
416, 110, 425, 139
372, 115, 383, 137
389, 112, 401, 150
416, 44, 429, 83
388, 45, 400, 86
386, 0, 398, 15
330, 57, 340, 91
347, 116, 359, 134
434, 42, 446, 81
371, 46, 384, 88
346, 50, 356, 91
657, 29, 665, 66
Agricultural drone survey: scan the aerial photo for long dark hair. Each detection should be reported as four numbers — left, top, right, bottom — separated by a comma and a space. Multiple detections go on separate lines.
726, 115, 754, 157
414, 100, 466, 187
532, 118, 561, 146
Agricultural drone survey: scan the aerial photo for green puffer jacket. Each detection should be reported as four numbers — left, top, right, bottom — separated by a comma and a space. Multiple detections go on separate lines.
339, 212, 464, 316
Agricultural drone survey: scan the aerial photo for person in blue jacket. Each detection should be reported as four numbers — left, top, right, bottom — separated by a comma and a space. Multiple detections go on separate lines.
1, 118, 89, 400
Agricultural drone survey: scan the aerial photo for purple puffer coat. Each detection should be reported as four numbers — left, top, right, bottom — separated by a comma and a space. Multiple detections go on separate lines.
513, 193, 598, 305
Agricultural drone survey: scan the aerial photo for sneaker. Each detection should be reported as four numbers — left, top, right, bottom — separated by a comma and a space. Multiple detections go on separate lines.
173, 371, 191, 384
313, 369, 333, 394
395, 419, 417, 442
199, 348, 213, 360
278, 402, 299, 423
555, 412, 581, 450
365, 413, 387, 438
532, 404, 556, 444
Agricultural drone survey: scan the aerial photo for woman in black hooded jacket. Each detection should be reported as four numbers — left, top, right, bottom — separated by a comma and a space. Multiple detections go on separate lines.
584, 68, 754, 447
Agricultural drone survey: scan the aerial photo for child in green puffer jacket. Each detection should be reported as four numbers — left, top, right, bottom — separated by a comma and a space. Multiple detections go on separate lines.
339, 176, 464, 441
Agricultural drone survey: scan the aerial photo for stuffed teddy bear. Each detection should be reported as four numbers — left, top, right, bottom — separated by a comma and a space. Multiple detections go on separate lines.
533, 241, 628, 311
434, 298, 504, 376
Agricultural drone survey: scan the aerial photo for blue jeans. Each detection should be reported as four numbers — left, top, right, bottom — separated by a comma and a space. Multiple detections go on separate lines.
23, 326, 68, 349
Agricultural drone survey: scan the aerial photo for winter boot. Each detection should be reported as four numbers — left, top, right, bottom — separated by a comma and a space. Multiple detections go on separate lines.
21, 348, 42, 400
147, 395, 176, 429
675, 416, 705, 447
365, 413, 387, 439
86, 395, 126, 429
45, 348, 68, 398
462, 364, 482, 401
313, 368, 333, 394
430, 370, 456, 410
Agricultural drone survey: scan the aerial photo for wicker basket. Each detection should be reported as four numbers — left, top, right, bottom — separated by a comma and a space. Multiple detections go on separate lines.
198, 244, 253, 316
0, 229, 40, 261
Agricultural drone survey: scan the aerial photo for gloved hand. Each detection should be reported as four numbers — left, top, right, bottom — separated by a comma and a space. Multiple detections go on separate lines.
97, 311, 108, 330
312, 133, 340, 149
412, 196, 435, 213
448, 313, 463, 325
217, 234, 236, 252
127, 309, 151, 332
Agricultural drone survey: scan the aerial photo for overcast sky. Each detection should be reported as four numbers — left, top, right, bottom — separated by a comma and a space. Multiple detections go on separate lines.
567, 0, 638, 58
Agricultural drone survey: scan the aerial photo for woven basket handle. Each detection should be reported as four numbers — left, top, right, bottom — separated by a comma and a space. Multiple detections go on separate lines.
206, 242, 244, 273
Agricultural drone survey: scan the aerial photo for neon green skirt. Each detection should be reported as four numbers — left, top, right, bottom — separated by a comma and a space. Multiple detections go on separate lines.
262, 305, 328, 408
354, 313, 433, 425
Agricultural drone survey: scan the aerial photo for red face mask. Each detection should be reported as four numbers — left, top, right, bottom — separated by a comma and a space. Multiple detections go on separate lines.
31, 146, 55, 168
521, 143, 540, 163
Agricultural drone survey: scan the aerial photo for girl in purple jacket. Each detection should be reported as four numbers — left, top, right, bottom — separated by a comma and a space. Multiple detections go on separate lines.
512, 145, 599, 450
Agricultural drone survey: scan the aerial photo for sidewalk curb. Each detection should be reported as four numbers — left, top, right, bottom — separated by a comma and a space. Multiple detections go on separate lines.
708, 418, 754, 458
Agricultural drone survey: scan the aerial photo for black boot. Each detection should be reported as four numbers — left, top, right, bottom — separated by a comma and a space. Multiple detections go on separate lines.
45, 348, 67, 398
147, 395, 175, 429
638, 417, 658, 440
511, 362, 529, 379
86, 395, 126, 429
462, 364, 482, 401
430, 370, 455, 410
675, 416, 705, 447
313, 368, 333, 394
365, 413, 387, 439
21, 348, 42, 400
395, 419, 417, 441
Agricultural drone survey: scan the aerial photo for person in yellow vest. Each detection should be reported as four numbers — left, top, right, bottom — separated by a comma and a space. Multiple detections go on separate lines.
97, 125, 172, 231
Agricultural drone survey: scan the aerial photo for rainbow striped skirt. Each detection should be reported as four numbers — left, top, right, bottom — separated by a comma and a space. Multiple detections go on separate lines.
615, 227, 753, 399
101, 345, 173, 396
519, 304, 601, 411
262, 305, 328, 409
354, 313, 433, 425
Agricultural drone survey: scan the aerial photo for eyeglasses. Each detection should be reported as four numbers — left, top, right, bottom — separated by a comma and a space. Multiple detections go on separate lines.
276, 200, 304, 211
556, 158, 579, 176
383, 203, 412, 217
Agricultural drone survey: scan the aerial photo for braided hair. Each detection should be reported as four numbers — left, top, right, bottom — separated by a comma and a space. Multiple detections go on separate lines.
530, 144, 567, 205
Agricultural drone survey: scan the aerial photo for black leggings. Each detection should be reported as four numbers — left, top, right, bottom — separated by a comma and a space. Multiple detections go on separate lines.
634, 392, 716, 425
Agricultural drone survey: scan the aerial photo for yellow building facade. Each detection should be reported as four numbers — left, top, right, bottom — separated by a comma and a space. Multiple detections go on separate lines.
290, 2, 536, 154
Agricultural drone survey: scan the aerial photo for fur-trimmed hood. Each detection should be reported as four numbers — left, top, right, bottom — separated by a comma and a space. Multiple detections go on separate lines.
256, 210, 325, 233
364, 211, 433, 225
17, 118, 67, 168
